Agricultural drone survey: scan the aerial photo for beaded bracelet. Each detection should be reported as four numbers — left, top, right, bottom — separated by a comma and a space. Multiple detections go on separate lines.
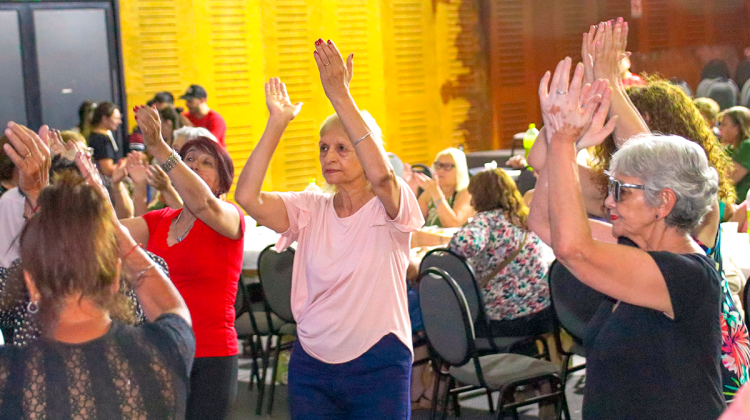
160, 150, 182, 173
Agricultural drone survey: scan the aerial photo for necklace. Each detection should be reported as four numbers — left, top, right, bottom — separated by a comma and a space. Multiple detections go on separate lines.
173, 211, 195, 243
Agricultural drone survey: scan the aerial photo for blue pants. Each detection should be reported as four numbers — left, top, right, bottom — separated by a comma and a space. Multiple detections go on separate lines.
288, 333, 412, 419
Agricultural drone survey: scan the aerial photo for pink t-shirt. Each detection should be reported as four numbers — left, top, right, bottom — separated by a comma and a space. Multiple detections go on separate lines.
276, 179, 424, 363
720, 383, 750, 419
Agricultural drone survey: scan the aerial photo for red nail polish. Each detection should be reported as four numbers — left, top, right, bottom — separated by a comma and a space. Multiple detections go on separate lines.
327, 40, 332, 44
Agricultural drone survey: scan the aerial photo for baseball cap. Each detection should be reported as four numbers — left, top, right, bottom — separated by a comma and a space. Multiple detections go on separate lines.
180, 85, 207, 100
147, 91, 175, 106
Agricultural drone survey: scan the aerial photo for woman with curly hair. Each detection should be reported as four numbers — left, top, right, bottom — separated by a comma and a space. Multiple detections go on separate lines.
448, 168, 552, 338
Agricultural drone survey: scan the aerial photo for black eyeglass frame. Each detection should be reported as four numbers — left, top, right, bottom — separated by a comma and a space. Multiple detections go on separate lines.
607, 177, 646, 202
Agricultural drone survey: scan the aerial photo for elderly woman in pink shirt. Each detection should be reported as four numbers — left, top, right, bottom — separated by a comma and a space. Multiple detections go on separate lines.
236, 40, 423, 419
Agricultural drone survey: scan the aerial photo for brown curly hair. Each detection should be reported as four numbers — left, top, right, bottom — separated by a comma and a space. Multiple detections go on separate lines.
19, 172, 136, 332
468, 168, 529, 229
592, 76, 735, 203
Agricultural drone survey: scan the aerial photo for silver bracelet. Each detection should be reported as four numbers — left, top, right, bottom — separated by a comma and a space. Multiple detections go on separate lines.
160, 150, 182, 173
136, 262, 157, 280
353, 131, 373, 147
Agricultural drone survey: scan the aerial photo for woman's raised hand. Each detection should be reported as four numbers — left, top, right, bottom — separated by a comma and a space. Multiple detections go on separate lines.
539, 58, 601, 142
576, 79, 618, 149
265, 77, 302, 122
581, 24, 597, 85
313, 39, 354, 102
146, 164, 170, 191
134, 105, 164, 150
592, 18, 629, 85
74, 150, 110, 202
126, 151, 149, 185
3, 122, 51, 199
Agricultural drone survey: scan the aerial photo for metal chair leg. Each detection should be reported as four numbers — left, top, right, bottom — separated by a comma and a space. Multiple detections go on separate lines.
267, 335, 283, 416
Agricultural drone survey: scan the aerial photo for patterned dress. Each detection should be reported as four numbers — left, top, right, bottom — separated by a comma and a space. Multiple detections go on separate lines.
705, 230, 750, 402
448, 210, 550, 321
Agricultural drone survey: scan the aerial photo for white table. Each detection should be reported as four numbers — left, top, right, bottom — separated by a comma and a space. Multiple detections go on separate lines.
243, 224, 282, 276
722, 229, 750, 279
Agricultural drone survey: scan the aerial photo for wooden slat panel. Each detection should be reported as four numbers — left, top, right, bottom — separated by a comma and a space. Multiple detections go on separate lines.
644, 0, 669, 51
336, 0, 371, 100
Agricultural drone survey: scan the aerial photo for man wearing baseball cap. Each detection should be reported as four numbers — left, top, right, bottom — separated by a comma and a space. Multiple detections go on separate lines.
180, 84, 227, 147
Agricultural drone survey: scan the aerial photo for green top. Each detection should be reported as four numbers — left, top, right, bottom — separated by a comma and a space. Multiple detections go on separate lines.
425, 190, 458, 227
727, 139, 750, 203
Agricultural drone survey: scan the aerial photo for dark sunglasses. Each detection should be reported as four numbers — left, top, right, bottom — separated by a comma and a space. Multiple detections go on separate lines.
433, 162, 455, 171
608, 177, 646, 202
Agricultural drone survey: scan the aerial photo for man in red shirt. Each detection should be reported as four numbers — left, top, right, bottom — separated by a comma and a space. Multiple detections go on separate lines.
180, 84, 227, 147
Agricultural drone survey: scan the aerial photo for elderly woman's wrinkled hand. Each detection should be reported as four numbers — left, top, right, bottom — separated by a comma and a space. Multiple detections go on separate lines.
48, 129, 67, 157
3, 122, 51, 199
418, 176, 441, 201
539, 58, 601, 143
592, 18, 628, 85
313, 39, 354, 102
134, 105, 164, 150
265, 77, 302, 123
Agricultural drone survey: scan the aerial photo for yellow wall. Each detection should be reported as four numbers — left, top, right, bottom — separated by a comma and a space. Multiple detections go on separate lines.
119, 0, 484, 196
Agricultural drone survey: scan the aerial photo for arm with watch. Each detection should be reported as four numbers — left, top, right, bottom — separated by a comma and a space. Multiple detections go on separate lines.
119, 105, 241, 244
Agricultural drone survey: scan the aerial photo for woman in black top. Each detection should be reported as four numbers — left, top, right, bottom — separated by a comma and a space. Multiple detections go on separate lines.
0, 122, 195, 418
529, 58, 724, 419
88, 101, 123, 179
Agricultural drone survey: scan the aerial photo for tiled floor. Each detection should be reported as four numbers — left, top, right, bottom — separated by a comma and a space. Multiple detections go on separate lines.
229, 356, 586, 420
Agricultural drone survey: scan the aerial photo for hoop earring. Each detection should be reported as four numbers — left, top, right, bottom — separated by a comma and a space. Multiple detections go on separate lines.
27, 300, 39, 314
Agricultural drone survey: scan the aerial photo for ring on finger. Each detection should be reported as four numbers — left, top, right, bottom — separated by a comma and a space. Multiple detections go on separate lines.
556, 90, 568, 95
581, 104, 587, 108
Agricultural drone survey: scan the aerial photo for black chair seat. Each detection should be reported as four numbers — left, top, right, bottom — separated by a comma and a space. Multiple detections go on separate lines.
450, 353, 560, 389
474, 336, 531, 353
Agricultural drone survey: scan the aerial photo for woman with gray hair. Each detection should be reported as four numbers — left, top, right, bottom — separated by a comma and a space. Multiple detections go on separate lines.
171, 126, 217, 154
529, 58, 724, 418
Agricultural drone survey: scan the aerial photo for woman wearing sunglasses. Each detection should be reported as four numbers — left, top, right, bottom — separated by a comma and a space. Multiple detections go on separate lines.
413, 147, 473, 227
530, 57, 724, 419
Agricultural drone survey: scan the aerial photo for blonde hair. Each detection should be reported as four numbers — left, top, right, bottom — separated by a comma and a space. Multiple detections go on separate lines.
319, 110, 383, 145
435, 147, 469, 191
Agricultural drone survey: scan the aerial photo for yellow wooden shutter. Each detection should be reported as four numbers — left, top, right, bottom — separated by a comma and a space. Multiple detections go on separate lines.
382, 0, 440, 165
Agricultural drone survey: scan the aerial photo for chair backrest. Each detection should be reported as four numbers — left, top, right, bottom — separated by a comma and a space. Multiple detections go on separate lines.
707, 78, 739, 110
741, 79, 750, 109
702, 59, 730, 80
420, 248, 483, 325
547, 260, 607, 344
418, 268, 474, 367
669, 78, 693, 98
234, 277, 249, 319
696, 77, 719, 99
258, 244, 296, 323
736, 59, 750, 93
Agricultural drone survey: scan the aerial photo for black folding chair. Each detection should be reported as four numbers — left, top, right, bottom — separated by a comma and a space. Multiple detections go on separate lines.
547, 260, 608, 386
420, 248, 546, 356
419, 268, 569, 420
256, 244, 297, 416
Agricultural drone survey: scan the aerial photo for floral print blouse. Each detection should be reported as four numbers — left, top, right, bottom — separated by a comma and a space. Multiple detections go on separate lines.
448, 209, 550, 321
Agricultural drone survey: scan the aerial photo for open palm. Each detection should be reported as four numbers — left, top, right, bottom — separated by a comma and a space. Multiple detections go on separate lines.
266, 77, 302, 122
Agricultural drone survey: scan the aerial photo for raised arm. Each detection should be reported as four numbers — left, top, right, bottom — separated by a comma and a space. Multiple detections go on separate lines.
591, 19, 649, 144
541, 58, 673, 316
314, 39, 400, 218
3, 122, 50, 217
135, 106, 241, 240
235, 78, 301, 233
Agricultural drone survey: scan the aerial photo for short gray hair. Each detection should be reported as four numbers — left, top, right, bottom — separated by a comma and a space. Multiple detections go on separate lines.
173, 126, 217, 143
319, 110, 383, 145
608, 135, 718, 231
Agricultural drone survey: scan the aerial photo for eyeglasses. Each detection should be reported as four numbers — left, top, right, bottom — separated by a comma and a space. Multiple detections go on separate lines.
433, 162, 455, 171
608, 177, 646, 202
